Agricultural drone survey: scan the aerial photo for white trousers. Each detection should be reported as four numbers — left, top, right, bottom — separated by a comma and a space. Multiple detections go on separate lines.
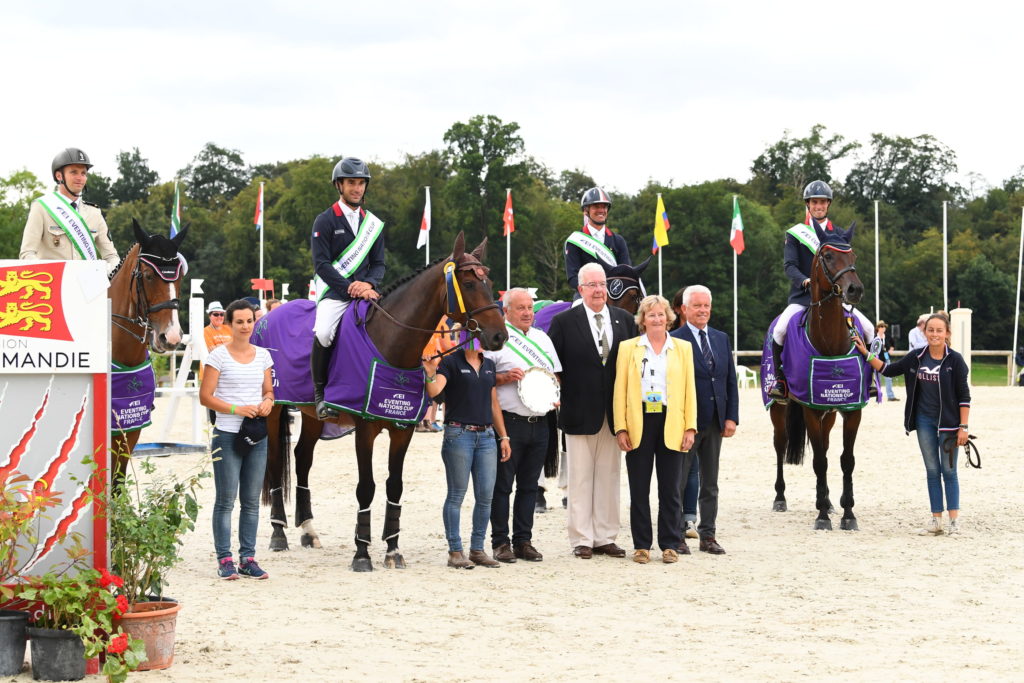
313, 298, 351, 347
565, 419, 621, 548
772, 303, 874, 345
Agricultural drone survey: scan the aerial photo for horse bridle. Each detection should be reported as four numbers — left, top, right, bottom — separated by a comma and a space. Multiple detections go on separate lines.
808, 243, 857, 309
111, 253, 183, 345
607, 275, 645, 308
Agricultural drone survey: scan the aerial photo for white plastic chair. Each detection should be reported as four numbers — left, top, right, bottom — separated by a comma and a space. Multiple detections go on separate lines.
736, 364, 758, 389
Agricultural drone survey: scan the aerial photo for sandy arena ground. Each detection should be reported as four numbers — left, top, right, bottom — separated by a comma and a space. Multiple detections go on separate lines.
18, 386, 1024, 681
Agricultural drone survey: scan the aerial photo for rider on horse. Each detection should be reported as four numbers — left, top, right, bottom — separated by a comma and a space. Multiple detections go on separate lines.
768, 180, 873, 402
310, 157, 387, 420
20, 148, 119, 274
564, 187, 631, 296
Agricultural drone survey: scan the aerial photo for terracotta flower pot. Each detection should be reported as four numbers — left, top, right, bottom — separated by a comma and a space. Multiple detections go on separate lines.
115, 600, 181, 671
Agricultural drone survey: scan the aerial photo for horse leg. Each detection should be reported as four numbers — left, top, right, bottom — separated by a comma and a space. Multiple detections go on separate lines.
351, 421, 380, 572
263, 405, 290, 551
820, 420, 836, 515
838, 410, 862, 531
295, 414, 323, 548
770, 404, 788, 511
382, 425, 414, 569
807, 409, 835, 530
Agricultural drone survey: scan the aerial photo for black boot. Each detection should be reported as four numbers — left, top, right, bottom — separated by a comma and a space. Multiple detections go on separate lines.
768, 341, 789, 403
311, 339, 339, 419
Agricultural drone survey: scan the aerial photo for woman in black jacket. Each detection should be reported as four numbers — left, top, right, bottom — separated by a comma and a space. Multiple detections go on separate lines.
855, 313, 970, 536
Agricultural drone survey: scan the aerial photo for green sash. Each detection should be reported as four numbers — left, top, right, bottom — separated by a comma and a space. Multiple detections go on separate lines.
314, 209, 385, 302
504, 323, 556, 371
36, 192, 98, 260
565, 231, 617, 267
787, 223, 820, 254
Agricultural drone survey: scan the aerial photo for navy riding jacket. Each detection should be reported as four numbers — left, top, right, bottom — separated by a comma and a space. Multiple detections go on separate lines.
311, 202, 386, 302
783, 219, 837, 305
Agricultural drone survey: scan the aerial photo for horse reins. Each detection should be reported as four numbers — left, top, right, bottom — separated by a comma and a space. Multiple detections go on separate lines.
943, 433, 982, 469
111, 253, 183, 345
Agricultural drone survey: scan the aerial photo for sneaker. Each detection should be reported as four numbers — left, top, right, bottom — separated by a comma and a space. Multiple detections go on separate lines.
632, 549, 650, 564
947, 519, 960, 536
218, 557, 239, 580
918, 517, 943, 536
238, 557, 269, 579
684, 520, 699, 539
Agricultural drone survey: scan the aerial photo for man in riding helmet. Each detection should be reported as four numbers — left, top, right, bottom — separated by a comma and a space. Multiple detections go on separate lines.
768, 180, 873, 401
20, 147, 119, 274
310, 157, 387, 419
564, 187, 631, 296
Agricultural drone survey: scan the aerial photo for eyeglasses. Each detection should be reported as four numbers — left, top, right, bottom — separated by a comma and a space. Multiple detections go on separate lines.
210, 312, 225, 317
581, 282, 608, 289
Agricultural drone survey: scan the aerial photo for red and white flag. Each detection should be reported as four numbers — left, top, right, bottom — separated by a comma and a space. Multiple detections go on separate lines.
416, 186, 431, 249
502, 189, 515, 236
254, 182, 264, 231
730, 196, 745, 255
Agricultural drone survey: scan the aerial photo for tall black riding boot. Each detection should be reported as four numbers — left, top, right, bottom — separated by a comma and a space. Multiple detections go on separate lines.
311, 338, 339, 419
768, 341, 789, 402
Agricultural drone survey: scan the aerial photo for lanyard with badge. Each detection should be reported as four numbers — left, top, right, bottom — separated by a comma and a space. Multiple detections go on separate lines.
641, 357, 662, 413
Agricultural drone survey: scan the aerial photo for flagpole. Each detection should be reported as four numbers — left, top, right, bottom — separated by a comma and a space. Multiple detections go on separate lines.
1012, 207, 1023, 386
506, 188, 511, 292
942, 200, 948, 312
657, 192, 663, 296
874, 200, 880, 322
425, 186, 430, 266
733, 248, 738, 356
259, 182, 265, 304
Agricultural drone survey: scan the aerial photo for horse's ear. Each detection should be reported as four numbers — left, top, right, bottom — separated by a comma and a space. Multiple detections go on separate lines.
172, 222, 190, 249
451, 231, 466, 261
844, 221, 856, 244
131, 218, 147, 244
811, 221, 827, 245
470, 237, 488, 263
634, 255, 652, 275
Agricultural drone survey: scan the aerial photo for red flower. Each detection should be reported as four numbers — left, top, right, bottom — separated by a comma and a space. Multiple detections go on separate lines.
107, 633, 129, 655
98, 569, 125, 589
115, 595, 129, 615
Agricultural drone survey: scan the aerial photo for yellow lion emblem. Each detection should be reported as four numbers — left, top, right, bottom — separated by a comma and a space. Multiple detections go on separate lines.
0, 271, 53, 300
0, 302, 53, 332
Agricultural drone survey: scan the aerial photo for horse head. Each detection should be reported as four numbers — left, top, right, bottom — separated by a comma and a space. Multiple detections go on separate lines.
605, 256, 650, 315
811, 222, 863, 306
125, 218, 189, 352
445, 232, 507, 351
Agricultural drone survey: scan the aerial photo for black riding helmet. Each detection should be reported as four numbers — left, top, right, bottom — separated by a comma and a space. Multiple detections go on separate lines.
51, 147, 92, 182
580, 186, 612, 209
803, 180, 833, 202
332, 157, 372, 188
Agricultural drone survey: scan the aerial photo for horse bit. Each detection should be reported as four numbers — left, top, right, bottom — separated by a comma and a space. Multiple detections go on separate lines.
111, 253, 184, 345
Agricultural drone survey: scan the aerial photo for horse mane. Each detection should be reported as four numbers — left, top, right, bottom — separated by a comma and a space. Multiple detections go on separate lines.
108, 242, 141, 281
378, 256, 448, 299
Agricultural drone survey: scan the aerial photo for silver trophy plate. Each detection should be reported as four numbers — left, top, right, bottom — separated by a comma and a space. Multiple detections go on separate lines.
517, 366, 559, 414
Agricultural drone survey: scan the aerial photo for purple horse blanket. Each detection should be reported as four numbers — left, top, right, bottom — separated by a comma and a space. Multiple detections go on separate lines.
532, 301, 571, 334
251, 300, 427, 425
760, 312, 877, 411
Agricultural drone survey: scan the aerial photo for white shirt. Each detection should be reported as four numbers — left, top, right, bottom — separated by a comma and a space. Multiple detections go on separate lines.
206, 345, 274, 433
909, 327, 927, 351
637, 333, 673, 405
484, 325, 562, 416
686, 321, 714, 365
583, 303, 613, 359
337, 200, 361, 234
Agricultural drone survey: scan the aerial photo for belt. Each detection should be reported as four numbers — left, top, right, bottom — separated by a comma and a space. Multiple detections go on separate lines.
446, 421, 490, 432
502, 411, 545, 423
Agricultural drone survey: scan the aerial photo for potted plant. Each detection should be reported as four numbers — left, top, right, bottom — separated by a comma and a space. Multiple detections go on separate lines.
0, 473, 62, 676
17, 550, 146, 682
92, 455, 209, 671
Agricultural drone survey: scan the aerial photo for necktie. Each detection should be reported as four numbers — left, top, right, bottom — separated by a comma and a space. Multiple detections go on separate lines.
700, 329, 715, 371
594, 313, 609, 363
70, 201, 78, 210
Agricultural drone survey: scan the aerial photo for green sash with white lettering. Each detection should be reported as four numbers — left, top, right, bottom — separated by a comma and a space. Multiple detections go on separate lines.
565, 231, 617, 267
505, 323, 556, 371
36, 192, 98, 260
787, 223, 820, 255
314, 210, 385, 302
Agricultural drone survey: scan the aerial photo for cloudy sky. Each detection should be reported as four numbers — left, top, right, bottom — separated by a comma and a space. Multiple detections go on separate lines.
3, 1, 1019, 196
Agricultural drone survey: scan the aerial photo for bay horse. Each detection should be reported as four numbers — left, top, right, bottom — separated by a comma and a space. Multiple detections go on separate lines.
262, 232, 506, 571
766, 225, 867, 530
109, 219, 188, 476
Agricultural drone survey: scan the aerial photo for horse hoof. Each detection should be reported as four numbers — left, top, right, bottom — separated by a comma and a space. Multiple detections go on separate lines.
772, 500, 788, 512
828, 506, 836, 515
814, 518, 833, 531
840, 518, 859, 531
300, 534, 320, 548
269, 528, 289, 552
384, 552, 406, 569
351, 556, 373, 573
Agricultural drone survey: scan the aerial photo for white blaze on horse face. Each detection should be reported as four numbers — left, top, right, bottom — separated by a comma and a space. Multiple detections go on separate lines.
163, 282, 183, 346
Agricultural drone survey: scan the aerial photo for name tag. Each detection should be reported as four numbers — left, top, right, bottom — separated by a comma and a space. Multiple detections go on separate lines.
644, 392, 663, 413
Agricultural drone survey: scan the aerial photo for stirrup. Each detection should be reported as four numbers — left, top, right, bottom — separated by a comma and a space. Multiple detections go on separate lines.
316, 400, 340, 420
768, 380, 789, 404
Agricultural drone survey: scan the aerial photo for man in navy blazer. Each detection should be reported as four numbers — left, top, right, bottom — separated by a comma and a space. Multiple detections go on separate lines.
670, 285, 738, 555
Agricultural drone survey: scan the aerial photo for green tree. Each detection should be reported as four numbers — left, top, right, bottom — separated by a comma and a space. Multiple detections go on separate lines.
111, 147, 159, 204
179, 143, 249, 204
85, 171, 114, 210
749, 124, 859, 204
0, 170, 44, 259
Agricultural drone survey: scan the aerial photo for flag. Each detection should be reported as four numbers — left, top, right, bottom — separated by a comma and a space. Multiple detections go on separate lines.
169, 181, 181, 238
651, 194, 670, 254
502, 190, 515, 236
416, 186, 431, 249
730, 196, 745, 255
804, 206, 811, 225
254, 183, 264, 231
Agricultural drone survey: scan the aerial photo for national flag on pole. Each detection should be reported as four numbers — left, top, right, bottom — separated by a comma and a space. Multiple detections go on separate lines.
502, 190, 515, 236
730, 196, 745, 255
254, 183, 264, 231
169, 181, 181, 238
651, 194, 670, 254
804, 206, 812, 225
416, 186, 431, 249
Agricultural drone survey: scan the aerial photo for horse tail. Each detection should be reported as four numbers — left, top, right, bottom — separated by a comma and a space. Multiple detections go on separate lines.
262, 404, 292, 505
785, 403, 807, 466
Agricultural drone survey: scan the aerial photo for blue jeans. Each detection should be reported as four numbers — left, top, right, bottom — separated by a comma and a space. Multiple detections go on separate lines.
441, 426, 497, 552
682, 454, 700, 522
915, 414, 959, 513
877, 372, 896, 400
212, 428, 268, 560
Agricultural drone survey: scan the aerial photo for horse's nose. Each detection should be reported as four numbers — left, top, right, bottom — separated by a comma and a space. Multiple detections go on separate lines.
846, 282, 864, 303
491, 329, 508, 349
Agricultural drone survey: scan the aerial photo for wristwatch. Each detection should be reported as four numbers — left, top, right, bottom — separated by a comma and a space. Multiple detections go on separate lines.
958, 424, 968, 431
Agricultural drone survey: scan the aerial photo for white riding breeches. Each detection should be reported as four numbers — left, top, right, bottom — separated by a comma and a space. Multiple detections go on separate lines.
313, 298, 351, 347
773, 303, 874, 345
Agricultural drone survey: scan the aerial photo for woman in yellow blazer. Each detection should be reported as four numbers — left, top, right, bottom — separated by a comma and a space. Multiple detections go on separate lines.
613, 295, 697, 565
